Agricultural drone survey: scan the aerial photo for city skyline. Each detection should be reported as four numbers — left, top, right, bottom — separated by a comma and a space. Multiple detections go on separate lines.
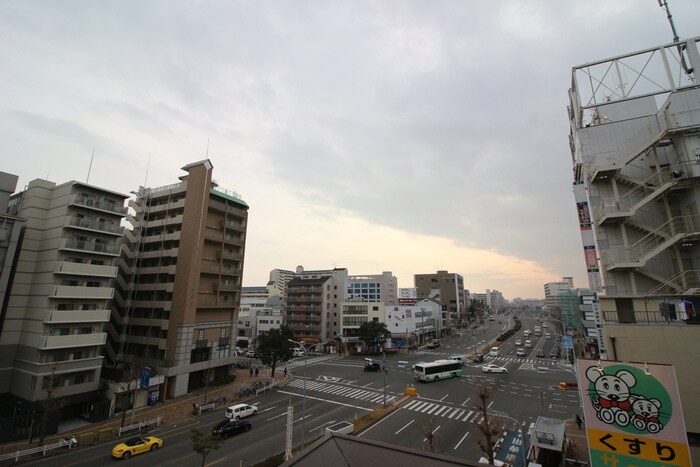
2, 1, 698, 299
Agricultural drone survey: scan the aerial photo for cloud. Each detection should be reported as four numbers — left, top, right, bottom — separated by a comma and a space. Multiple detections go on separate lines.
2, 0, 698, 298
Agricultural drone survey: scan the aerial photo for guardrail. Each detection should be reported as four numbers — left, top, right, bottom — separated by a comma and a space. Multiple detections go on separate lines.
255, 379, 277, 396
0, 437, 76, 463
117, 416, 162, 437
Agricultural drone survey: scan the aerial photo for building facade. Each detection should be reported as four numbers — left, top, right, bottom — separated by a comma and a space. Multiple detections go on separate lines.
414, 270, 466, 331
568, 36, 700, 432
2, 178, 127, 425
108, 160, 248, 400
347, 271, 398, 306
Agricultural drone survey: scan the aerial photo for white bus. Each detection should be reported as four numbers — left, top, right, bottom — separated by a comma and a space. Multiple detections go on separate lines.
413, 360, 463, 382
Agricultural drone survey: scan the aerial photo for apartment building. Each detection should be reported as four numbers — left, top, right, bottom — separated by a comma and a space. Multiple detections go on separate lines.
568, 36, 700, 432
108, 160, 248, 400
1, 178, 127, 427
0, 173, 25, 344
414, 270, 466, 331
284, 267, 347, 347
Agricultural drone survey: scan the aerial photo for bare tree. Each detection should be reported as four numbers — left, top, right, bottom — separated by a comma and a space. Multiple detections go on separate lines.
421, 417, 438, 453
473, 385, 503, 465
37, 362, 65, 445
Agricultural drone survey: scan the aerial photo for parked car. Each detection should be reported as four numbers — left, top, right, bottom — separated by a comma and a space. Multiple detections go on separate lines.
293, 348, 305, 358
515, 339, 522, 346
212, 419, 252, 438
364, 362, 381, 372
111, 436, 163, 459
524, 340, 532, 348
246, 349, 257, 358
536, 350, 545, 358
481, 364, 508, 374
426, 340, 440, 349
225, 403, 258, 420
516, 348, 526, 357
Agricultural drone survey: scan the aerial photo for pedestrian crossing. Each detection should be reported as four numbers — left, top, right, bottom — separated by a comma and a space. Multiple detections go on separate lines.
402, 399, 484, 424
286, 379, 397, 404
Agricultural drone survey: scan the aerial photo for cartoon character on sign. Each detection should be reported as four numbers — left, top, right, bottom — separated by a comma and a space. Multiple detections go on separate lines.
586, 366, 636, 426
585, 364, 671, 435
630, 395, 663, 433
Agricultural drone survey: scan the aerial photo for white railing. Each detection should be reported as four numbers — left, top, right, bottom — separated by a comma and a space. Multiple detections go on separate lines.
117, 416, 162, 437
0, 437, 77, 463
256, 379, 277, 396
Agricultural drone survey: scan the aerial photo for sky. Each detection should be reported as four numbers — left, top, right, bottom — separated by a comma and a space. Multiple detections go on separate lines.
2, 1, 699, 300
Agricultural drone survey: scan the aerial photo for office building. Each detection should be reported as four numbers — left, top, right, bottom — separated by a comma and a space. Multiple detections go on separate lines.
347, 271, 398, 306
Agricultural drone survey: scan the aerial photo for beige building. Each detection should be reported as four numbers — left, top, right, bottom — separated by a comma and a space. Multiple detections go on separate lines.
1, 178, 127, 421
347, 271, 398, 306
414, 270, 466, 331
568, 36, 700, 433
108, 160, 248, 400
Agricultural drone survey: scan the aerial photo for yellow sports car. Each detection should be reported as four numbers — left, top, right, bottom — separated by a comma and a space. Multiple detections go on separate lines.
111, 436, 163, 459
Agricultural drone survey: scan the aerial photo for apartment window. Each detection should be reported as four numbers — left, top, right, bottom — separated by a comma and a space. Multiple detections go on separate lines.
198, 330, 205, 341
220, 328, 226, 338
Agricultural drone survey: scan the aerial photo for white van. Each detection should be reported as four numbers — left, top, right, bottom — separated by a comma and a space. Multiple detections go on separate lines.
489, 346, 500, 357
293, 348, 305, 358
448, 355, 466, 365
225, 403, 258, 420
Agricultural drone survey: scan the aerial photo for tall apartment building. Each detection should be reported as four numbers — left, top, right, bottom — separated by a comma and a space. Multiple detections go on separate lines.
347, 271, 398, 305
415, 270, 465, 330
284, 267, 347, 346
1, 178, 127, 425
0, 172, 25, 344
108, 160, 248, 400
267, 267, 298, 297
568, 36, 700, 432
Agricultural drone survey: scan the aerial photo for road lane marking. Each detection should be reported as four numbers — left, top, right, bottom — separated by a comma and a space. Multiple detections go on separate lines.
454, 431, 470, 449
395, 420, 414, 435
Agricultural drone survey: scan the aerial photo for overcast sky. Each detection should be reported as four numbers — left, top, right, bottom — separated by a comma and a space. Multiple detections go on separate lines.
2, 1, 698, 300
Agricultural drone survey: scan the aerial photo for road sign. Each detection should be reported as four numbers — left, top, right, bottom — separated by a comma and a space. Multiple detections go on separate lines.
576, 359, 691, 466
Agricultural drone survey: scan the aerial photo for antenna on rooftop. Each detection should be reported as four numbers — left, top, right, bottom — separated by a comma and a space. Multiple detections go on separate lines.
658, 0, 694, 76
86, 148, 95, 184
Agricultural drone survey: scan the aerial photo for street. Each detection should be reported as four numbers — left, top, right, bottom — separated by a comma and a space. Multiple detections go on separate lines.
22, 316, 582, 466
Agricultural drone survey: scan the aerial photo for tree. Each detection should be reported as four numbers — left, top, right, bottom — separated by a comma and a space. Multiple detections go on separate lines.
473, 385, 503, 465
191, 428, 223, 466
358, 321, 391, 354
421, 417, 438, 453
37, 362, 65, 445
256, 325, 294, 378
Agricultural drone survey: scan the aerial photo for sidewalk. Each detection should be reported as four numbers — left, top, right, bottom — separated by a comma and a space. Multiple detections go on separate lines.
0, 367, 286, 456
564, 419, 590, 466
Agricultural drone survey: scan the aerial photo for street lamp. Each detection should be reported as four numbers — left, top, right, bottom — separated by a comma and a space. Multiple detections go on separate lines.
288, 339, 322, 450
491, 410, 528, 467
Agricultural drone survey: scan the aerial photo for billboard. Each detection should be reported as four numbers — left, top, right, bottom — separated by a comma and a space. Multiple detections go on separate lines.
576, 359, 691, 466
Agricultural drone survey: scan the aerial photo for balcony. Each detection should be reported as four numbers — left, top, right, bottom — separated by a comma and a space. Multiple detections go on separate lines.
62, 238, 119, 256
67, 216, 123, 235
286, 306, 322, 313
144, 214, 184, 228
45, 309, 110, 324
55, 261, 118, 278
71, 195, 127, 216
286, 315, 322, 323
195, 339, 209, 349
39, 332, 107, 349
197, 297, 236, 308
217, 250, 243, 261
49, 285, 114, 300
287, 296, 322, 303
289, 325, 322, 333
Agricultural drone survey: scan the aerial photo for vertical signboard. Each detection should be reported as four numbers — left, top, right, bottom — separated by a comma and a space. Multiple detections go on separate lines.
574, 181, 603, 293
576, 358, 691, 466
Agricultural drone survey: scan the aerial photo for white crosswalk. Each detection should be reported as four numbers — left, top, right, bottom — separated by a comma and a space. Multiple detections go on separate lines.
402, 399, 484, 424
286, 379, 397, 404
